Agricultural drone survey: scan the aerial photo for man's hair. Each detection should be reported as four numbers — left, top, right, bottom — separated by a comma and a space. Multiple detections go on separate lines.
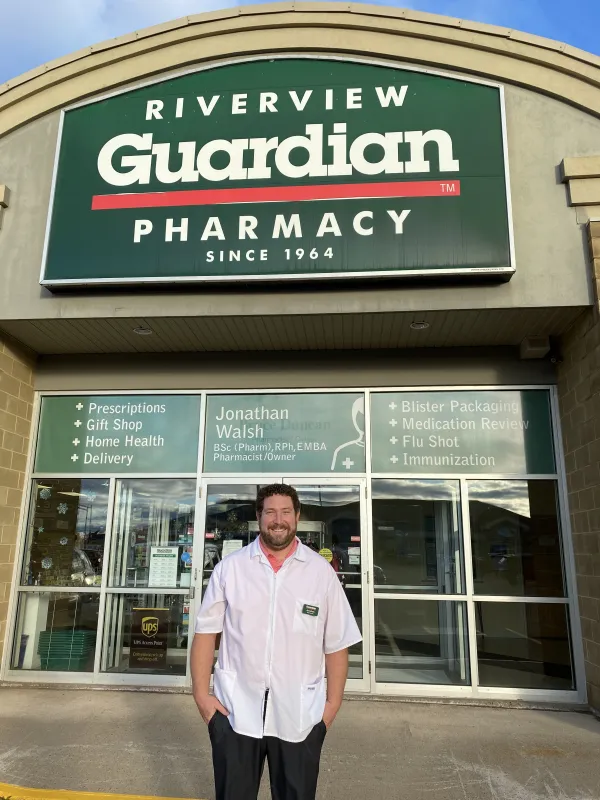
256, 483, 300, 515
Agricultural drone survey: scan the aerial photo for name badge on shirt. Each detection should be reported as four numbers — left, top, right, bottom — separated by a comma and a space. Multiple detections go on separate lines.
302, 604, 319, 617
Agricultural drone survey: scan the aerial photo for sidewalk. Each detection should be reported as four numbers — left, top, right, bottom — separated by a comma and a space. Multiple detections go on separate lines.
1, 687, 599, 800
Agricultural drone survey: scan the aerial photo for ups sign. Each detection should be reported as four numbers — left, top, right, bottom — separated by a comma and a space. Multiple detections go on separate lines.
141, 616, 159, 638
130, 608, 169, 670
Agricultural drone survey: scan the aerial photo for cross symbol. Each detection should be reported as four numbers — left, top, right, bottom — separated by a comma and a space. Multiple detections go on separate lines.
71, 454, 79, 462
390, 436, 398, 445
342, 457, 354, 470
72, 438, 80, 446
74, 420, 82, 427
76, 403, 84, 411
389, 402, 397, 410
390, 455, 399, 464
389, 419, 398, 427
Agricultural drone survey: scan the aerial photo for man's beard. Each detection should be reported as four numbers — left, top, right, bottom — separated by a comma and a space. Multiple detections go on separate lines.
259, 521, 297, 551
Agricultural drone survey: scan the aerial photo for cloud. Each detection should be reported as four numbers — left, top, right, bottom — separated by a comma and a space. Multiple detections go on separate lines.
0, 0, 233, 83
411, 0, 599, 53
1, 0, 598, 84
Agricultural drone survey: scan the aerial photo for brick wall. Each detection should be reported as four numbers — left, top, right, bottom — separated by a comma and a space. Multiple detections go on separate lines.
0, 333, 35, 667
557, 222, 600, 713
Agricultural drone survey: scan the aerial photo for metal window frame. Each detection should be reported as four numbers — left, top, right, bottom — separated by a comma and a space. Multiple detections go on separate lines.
1, 383, 585, 704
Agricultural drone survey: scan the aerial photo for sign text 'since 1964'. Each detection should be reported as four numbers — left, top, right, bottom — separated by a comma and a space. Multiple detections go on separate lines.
42, 58, 512, 285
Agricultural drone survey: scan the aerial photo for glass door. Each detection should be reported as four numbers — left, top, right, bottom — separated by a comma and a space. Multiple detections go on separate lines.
192, 478, 284, 688
195, 479, 278, 597
193, 477, 370, 693
289, 478, 370, 692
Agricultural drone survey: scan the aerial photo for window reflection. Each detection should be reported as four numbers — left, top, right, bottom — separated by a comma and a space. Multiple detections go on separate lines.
22, 479, 109, 588
371, 480, 464, 594
101, 593, 189, 675
294, 485, 363, 679
469, 481, 565, 597
203, 485, 263, 574
375, 599, 470, 685
293, 485, 361, 571
476, 602, 574, 690
12, 592, 99, 672
109, 479, 195, 589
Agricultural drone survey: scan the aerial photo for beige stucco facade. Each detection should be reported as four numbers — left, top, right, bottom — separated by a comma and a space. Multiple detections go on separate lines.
0, 78, 597, 340
1, 3, 600, 710
1, 4, 600, 347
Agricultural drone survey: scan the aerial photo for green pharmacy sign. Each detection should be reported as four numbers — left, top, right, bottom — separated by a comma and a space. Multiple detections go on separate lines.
35, 395, 201, 473
41, 58, 513, 287
370, 390, 555, 475
204, 393, 366, 473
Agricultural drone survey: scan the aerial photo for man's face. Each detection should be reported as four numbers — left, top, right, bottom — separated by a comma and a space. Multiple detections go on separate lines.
258, 494, 300, 551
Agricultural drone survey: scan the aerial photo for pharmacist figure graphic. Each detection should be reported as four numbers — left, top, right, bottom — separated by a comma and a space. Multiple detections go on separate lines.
330, 397, 365, 471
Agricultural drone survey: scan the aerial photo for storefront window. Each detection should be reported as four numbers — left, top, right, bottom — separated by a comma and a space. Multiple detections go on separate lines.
5, 386, 578, 696
101, 593, 190, 675
476, 602, 574, 690
469, 481, 565, 597
22, 479, 109, 588
109, 479, 196, 589
371, 480, 464, 594
374, 599, 470, 685
203, 484, 262, 576
11, 592, 100, 672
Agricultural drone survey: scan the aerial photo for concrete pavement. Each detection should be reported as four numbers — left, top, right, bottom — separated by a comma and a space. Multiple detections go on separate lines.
0, 688, 599, 800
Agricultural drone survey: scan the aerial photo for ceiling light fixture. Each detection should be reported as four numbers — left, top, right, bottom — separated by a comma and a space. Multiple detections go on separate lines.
133, 326, 153, 336
410, 321, 430, 331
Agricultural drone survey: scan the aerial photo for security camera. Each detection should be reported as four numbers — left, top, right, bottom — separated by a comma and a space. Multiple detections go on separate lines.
548, 337, 563, 364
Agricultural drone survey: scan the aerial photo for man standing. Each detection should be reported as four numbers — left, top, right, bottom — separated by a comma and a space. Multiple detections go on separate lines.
191, 483, 362, 800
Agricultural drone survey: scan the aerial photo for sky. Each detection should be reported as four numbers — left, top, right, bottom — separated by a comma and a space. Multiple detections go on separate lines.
0, 0, 598, 85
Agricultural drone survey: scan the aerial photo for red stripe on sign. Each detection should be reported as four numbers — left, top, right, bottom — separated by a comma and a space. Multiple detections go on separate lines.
91, 180, 461, 210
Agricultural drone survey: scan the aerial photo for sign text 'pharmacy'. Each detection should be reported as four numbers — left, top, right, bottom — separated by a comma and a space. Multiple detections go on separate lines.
42, 59, 512, 285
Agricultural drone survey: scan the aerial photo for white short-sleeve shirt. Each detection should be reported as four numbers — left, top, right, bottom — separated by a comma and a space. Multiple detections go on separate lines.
195, 537, 362, 742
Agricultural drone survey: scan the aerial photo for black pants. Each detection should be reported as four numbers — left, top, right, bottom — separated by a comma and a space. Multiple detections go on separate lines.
209, 711, 327, 800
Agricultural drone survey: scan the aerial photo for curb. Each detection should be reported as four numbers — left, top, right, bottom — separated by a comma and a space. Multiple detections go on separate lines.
0, 682, 592, 714
0, 782, 203, 800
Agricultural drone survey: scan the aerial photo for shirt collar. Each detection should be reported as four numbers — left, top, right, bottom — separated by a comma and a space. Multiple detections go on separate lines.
249, 536, 306, 562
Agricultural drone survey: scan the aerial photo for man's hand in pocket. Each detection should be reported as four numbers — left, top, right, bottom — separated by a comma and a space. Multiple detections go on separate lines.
194, 693, 229, 725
